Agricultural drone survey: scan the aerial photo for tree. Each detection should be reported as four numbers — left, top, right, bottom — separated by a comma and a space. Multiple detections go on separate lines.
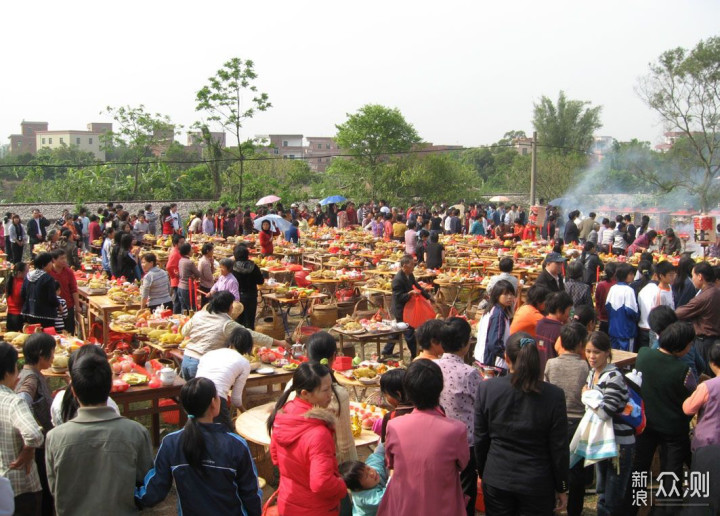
195, 57, 272, 203
104, 105, 177, 198
533, 91, 602, 154
637, 36, 720, 212
333, 104, 421, 199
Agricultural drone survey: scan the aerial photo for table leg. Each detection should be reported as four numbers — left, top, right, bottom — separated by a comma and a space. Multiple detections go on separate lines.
103, 310, 110, 349
338, 334, 345, 357
151, 398, 160, 447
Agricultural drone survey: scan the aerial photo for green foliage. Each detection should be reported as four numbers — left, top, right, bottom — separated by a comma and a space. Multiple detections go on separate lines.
533, 91, 602, 153
104, 105, 178, 198
637, 36, 720, 211
195, 58, 272, 203
333, 104, 421, 199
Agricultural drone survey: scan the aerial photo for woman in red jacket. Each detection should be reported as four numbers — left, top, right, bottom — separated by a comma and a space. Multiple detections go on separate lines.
267, 363, 347, 516
258, 220, 279, 256
6, 262, 27, 331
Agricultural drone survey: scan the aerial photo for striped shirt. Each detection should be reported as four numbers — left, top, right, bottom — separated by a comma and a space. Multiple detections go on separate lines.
55, 297, 68, 332
0, 385, 44, 496
587, 364, 635, 444
140, 267, 172, 308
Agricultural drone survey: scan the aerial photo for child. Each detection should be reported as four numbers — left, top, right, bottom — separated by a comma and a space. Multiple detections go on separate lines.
605, 263, 639, 351
5, 262, 27, 331
377, 368, 413, 443
209, 258, 240, 301
637, 261, 676, 349
340, 443, 389, 516
55, 280, 68, 333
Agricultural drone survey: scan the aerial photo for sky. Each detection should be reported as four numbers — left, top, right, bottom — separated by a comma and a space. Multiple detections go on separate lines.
2, 0, 719, 150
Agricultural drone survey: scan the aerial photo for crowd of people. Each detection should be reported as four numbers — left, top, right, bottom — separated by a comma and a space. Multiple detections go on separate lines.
2, 197, 720, 515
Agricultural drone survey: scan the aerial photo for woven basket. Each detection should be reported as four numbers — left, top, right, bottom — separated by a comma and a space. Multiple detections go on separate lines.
292, 323, 322, 344
310, 302, 339, 328
255, 309, 285, 340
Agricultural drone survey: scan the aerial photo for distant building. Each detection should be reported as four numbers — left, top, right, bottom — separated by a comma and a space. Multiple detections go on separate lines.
186, 131, 227, 157
260, 134, 305, 160
590, 136, 615, 161
305, 136, 341, 172
512, 137, 533, 156
655, 131, 687, 152
8, 120, 112, 159
35, 130, 105, 160
8, 121, 48, 155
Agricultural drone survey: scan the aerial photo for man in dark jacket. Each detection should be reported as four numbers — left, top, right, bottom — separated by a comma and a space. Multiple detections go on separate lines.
534, 252, 566, 292
381, 255, 432, 359
21, 252, 60, 328
27, 208, 50, 246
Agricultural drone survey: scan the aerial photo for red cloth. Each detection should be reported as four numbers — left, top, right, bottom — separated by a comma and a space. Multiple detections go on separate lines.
88, 221, 102, 242
166, 247, 181, 288
162, 216, 174, 236
270, 398, 347, 516
7, 278, 23, 315
259, 230, 274, 255
49, 266, 78, 308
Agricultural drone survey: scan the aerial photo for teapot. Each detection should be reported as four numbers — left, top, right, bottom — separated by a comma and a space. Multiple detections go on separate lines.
158, 367, 177, 386
291, 342, 306, 359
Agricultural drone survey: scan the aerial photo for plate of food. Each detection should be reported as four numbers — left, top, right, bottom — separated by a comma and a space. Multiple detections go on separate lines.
256, 367, 276, 375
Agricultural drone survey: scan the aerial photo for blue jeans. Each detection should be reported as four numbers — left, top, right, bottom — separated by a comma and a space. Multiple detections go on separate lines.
596, 443, 635, 516
177, 288, 192, 313
180, 355, 199, 380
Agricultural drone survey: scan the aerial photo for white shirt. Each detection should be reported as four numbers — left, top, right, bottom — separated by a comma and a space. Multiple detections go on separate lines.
196, 348, 250, 408
637, 282, 675, 329
50, 390, 119, 427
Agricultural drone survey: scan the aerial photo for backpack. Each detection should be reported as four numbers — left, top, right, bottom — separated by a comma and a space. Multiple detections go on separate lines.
616, 369, 646, 435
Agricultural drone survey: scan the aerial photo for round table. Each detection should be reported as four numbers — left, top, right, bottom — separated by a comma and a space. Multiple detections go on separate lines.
235, 401, 378, 448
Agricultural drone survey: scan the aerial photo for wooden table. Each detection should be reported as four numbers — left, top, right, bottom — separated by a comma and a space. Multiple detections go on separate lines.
113, 374, 186, 447
235, 401, 378, 448
334, 370, 377, 401
164, 348, 294, 408
235, 400, 378, 480
309, 278, 342, 295
262, 293, 327, 336
333, 327, 406, 360
85, 295, 141, 348
611, 349, 638, 368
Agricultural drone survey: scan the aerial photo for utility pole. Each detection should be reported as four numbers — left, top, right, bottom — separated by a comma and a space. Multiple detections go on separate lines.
530, 131, 537, 206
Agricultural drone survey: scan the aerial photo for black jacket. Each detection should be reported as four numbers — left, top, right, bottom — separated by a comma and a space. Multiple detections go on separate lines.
232, 260, 264, 294
534, 269, 564, 292
391, 270, 430, 322
21, 270, 59, 320
27, 217, 50, 245
564, 221, 579, 244
474, 375, 569, 495
580, 252, 604, 285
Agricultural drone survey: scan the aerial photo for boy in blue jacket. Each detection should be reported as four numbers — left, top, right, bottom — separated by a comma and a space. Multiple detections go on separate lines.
339, 443, 388, 516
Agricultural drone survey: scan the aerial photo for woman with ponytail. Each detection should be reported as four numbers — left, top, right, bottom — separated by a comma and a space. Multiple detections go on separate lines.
268, 362, 348, 516
474, 332, 569, 514
135, 377, 262, 515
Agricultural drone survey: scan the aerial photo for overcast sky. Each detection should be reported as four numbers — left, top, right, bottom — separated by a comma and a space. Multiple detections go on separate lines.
2, 0, 718, 150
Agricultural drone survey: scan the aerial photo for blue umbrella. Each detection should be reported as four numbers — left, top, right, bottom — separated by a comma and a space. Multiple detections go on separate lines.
254, 214, 292, 233
319, 195, 347, 206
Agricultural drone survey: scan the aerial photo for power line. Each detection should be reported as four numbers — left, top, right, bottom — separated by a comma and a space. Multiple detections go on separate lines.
0, 142, 603, 169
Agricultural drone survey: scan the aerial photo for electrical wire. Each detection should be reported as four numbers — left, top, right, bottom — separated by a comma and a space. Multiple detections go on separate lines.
0, 142, 603, 169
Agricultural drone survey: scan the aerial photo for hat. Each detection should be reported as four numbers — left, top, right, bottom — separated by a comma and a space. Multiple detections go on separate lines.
545, 252, 566, 263
291, 203, 298, 208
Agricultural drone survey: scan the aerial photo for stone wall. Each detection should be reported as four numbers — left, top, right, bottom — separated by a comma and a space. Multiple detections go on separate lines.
0, 200, 217, 222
